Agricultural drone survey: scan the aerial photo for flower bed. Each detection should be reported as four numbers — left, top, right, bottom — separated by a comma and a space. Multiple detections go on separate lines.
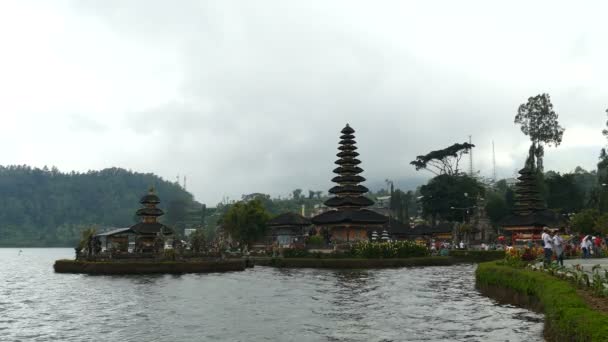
476, 261, 608, 341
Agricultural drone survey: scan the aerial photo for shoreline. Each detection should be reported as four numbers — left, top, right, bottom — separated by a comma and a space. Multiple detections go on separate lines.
54, 259, 248, 274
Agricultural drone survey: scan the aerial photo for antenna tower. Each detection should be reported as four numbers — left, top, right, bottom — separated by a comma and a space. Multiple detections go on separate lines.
492, 141, 496, 182
183, 175, 187, 191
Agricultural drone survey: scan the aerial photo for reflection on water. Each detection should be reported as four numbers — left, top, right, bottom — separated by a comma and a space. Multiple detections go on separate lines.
0, 248, 543, 342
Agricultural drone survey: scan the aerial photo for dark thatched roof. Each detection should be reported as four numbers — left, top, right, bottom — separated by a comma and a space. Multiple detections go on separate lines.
335, 158, 361, 165
311, 209, 387, 225
500, 210, 563, 228
333, 166, 363, 174
329, 184, 369, 195
267, 212, 312, 227
324, 196, 374, 207
332, 175, 366, 183
140, 193, 160, 204
130, 222, 173, 235
136, 207, 164, 217
341, 124, 355, 134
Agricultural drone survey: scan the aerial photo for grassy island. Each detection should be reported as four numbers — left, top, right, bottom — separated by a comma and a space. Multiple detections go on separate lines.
54, 259, 247, 275
476, 261, 608, 341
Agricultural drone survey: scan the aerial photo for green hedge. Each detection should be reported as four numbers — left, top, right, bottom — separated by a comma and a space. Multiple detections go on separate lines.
449, 250, 505, 262
476, 262, 608, 341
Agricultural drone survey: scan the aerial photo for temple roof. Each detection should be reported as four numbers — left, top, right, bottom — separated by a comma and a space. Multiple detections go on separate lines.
311, 208, 387, 225
338, 145, 357, 151
333, 166, 363, 174
340, 134, 355, 139
328, 184, 369, 194
267, 212, 312, 227
341, 124, 355, 134
331, 175, 366, 183
500, 210, 563, 228
336, 151, 359, 158
335, 158, 361, 165
130, 222, 173, 235
140, 188, 161, 204
324, 196, 374, 207
136, 207, 164, 217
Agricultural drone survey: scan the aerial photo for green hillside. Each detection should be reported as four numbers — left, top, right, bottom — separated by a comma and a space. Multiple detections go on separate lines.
0, 165, 200, 247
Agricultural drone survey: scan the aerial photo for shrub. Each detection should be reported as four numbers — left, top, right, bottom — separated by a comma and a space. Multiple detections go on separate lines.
306, 235, 325, 247
283, 248, 309, 258
352, 241, 428, 259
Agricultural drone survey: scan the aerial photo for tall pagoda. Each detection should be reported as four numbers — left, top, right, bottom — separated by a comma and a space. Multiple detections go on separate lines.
512, 168, 546, 215
311, 124, 387, 242
501, 167, 560, 244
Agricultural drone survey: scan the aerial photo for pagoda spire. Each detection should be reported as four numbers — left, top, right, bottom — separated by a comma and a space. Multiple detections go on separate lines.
324, 124, 374, 208
136, 187, 164, 224
512, 167, 546, 216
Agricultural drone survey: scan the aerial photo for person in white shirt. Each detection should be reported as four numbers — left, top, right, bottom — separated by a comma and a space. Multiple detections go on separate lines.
552, 230, 564, 266
581, 235, 591, 259
541, 227, 553, 266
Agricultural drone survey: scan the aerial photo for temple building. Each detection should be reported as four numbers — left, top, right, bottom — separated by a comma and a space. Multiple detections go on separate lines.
500, 167, 561, 245
95, 188, 173, 253
267, 212, 312, 247
311, 124, 388, 242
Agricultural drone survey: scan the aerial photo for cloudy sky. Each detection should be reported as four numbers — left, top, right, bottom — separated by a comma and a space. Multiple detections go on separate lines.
1, 0, 607, 205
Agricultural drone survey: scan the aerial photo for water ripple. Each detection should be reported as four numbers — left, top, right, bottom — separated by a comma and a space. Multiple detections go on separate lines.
0, 248, 543, 341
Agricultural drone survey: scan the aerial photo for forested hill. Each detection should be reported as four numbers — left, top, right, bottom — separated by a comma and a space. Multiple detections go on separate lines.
0, 166, 199, 247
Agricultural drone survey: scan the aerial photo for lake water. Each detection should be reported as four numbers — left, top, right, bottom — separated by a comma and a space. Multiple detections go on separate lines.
1, 248, 543, 342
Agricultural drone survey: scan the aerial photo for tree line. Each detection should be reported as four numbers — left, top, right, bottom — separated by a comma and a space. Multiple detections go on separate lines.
0, 166, 198, 246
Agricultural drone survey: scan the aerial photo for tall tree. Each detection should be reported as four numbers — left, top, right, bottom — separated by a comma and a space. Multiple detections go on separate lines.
419, 174, 484, 224
411, 142, 475, 176
514, 93, 565, 172
219, 199, 270, 247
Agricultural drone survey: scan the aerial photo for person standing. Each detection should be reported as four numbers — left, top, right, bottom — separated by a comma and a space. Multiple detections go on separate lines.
552, 230, 564, 267
541, 227, 553, 266
581, 235, 590, 259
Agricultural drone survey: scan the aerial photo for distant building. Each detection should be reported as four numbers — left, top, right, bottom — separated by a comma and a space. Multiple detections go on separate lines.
267, 212, 312, 247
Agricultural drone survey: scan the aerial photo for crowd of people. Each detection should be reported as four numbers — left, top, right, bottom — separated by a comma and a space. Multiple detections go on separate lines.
541, 227, 608, 266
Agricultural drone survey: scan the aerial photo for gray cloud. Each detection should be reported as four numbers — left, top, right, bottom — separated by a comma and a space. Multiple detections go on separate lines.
1, 1, 607, 205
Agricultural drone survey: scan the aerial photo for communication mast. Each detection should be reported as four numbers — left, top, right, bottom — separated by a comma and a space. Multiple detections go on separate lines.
492, 141, 497, 182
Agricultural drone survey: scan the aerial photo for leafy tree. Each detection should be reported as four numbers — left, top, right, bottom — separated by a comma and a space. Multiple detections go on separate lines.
219, 199, 270, 247
292, 189, 303, 201
189, 228, 206, 253
411, 142, 475, 176
570, 209, 600, 235
485, 191, 509, 225
514, 93, 565, 172
419, 174, 484, 224
544, 172, 585, 213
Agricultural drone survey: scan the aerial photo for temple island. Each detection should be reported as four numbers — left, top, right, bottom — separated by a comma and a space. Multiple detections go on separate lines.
54, 189, 247, 274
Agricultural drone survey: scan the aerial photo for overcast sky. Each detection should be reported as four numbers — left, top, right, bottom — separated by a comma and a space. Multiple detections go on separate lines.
1, 0, 607, 205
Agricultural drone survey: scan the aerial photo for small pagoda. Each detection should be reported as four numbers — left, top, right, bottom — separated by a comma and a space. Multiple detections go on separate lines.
130, 188, 173, 251
311, 124, 387, 242
501, 167, 560, 244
